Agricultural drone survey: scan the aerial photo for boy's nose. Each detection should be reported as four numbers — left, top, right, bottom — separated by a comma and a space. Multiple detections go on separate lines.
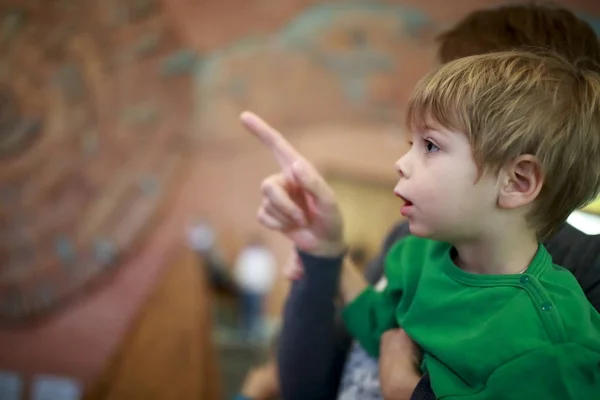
395, 153, 411, 178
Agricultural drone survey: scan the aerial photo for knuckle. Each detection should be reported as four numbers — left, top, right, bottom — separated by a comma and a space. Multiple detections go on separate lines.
256, 208, 266, 221
320, 196, 336, 209
260, 198, 270, 209
260, 179, 273, 195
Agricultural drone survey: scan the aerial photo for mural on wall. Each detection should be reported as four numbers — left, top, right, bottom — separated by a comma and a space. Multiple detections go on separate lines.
194, 2, 437, 144
1, 0, 599, 322
0, 0, 196, 321
193, 0, 600, 205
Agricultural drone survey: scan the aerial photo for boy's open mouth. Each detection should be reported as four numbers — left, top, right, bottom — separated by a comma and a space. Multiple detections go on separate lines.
395, 191, 414, 216
394, 191, 413, 206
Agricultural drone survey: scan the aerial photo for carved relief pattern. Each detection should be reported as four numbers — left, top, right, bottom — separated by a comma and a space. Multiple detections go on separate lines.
0, 0, 194, 321
194, 3, 436, 143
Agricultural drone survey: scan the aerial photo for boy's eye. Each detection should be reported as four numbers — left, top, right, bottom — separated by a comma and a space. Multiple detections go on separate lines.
424, 139, 440, 153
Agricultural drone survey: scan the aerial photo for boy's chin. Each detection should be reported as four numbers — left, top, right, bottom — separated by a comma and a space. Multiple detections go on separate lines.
407, 221, 433, 238
407, 221, 446, 241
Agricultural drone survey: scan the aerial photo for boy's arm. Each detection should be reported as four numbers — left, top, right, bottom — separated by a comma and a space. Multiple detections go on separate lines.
341, 237, 410, 358
340, 220, 412, 303
341, 257, 404, 358
474, 343, 600, 400
341, 285, 402, 358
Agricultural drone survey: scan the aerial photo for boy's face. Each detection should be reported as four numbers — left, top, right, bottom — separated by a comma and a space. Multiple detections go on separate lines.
393, 125, 499, 242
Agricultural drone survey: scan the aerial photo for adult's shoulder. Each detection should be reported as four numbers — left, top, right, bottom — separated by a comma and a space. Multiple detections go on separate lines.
544, 220, 600, 312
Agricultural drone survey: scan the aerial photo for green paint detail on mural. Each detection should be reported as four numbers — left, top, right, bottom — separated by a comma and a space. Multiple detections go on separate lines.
135, 33, 160, 57
1, 10, 24, 43
194, 2, 431, 107
278, 1, 430, 46
81, 130, 99, 156
120, 103, 159, 125
229, 77, 248, 99
138, 175, 159, 195
55, 235, 76, 266
53, 64, 85, 104
94, 238, 117, 265
161, 49, 199, 76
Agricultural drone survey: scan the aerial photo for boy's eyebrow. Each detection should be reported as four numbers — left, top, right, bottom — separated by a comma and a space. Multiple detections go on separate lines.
424, 118, 456, 136
415, 121, 444, 136
412, 114, 442, 132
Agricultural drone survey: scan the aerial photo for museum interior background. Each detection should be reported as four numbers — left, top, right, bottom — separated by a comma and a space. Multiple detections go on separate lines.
0, 0, 599, 398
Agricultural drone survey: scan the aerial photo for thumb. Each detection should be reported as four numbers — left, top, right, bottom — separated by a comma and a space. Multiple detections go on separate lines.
291, 161, 334, 207
283, 254, 304, 280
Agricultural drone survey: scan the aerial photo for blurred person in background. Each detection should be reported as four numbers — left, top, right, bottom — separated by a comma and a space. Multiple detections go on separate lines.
234, 235, 277, 341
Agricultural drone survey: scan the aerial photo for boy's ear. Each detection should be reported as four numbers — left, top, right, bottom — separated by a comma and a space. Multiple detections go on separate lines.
498, 155, 544, 210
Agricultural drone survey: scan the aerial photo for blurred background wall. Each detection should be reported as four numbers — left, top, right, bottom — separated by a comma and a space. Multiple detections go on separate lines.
0, 0, 599, 396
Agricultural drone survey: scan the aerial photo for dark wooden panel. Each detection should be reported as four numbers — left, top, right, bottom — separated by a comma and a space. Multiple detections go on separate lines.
84, 248, 221, 400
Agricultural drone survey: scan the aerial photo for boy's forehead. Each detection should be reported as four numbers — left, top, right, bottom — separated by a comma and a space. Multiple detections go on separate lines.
407, 116, 450, 136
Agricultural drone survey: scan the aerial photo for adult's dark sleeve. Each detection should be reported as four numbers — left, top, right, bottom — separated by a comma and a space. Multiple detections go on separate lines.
277, 222, 413, 400
277, 251, 345, 400
543, 223, 600, 312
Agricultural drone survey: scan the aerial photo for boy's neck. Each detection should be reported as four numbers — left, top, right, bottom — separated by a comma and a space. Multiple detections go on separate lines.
453, 231, 539, 275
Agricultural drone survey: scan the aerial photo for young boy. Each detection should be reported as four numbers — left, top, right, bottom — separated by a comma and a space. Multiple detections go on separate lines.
341, 51, 600, 398
241, 50, 600, 398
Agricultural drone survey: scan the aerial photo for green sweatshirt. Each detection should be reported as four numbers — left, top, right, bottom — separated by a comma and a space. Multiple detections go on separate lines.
343, 236, 600, 399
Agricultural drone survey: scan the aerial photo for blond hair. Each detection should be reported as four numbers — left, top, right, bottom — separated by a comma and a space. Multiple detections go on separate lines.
406, 51, 600, 240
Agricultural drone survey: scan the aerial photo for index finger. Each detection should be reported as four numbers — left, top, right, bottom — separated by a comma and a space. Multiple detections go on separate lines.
240, 111, 303, 168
